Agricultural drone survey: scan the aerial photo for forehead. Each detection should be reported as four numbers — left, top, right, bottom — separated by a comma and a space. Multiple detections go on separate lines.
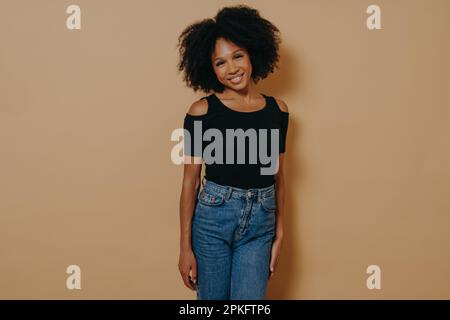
211, 38, 246, 59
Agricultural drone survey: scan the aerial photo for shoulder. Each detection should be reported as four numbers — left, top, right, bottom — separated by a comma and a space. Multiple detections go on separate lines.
274, 97, 289, 113
186, 97, 209, 116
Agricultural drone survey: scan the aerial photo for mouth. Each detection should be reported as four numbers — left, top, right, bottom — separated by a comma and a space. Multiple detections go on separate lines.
228, 73, 244, 84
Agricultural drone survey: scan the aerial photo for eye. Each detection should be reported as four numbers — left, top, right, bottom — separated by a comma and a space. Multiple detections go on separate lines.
216, 61, 224, 67
235, 54, 243, 59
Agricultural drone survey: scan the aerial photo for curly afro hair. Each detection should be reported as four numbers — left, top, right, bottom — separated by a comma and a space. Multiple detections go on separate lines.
177, 4, 282, 93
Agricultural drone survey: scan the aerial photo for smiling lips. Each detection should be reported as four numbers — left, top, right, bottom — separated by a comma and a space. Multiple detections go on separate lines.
229, 73, 244, 84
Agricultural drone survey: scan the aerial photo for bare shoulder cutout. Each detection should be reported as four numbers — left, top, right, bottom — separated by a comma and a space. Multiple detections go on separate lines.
186, 98, 209, 116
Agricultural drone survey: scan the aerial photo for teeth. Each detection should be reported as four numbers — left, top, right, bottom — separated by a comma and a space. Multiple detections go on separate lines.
230, 74, 243, 83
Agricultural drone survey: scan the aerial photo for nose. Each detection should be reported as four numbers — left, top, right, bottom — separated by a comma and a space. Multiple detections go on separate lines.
228, 61, 239, 75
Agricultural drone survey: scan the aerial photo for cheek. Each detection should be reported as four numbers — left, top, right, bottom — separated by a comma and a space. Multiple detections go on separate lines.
213, 67, 226, 80
242, 57, 252, 71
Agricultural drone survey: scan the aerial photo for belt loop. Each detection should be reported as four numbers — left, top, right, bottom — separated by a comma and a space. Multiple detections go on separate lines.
226, 186, 233, 200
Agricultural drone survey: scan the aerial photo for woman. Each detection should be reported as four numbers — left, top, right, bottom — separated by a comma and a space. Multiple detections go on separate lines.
177, 5, 289, 300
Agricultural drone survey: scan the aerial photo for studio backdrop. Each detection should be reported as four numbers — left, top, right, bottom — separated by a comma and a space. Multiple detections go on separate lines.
0, 0, 449, 299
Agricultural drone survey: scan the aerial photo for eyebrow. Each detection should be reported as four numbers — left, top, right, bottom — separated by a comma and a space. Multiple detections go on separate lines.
213, 49, 244, 62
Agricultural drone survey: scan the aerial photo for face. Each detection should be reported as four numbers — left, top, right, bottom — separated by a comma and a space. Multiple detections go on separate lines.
211, 37, 253, 91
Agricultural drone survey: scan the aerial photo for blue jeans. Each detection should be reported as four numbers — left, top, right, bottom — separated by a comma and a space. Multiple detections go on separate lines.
192, 177, 277, 300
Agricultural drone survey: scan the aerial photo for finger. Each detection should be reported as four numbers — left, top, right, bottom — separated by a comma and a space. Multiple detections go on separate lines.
189, 275, 198, 291
269, 260, 275, 273
191, 263, 197, 284
271, 254, 280, 271
182, 272, 195, 290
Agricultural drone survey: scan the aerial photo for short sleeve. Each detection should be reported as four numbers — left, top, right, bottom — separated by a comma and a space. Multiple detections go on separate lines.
279, 112, 289, 153
183, 113, 207, 157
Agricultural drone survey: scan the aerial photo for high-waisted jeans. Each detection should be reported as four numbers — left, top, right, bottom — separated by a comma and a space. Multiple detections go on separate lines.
192, 177, 277, 300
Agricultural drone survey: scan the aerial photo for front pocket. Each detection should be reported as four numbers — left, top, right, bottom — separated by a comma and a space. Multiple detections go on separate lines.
260, 194, 277, 213
197, 188, 225, 207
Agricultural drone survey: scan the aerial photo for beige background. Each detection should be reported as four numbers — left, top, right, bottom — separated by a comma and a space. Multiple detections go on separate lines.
0, 0, 449, 299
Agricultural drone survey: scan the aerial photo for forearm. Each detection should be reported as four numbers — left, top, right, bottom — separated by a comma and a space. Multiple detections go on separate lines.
274, 173, 285, 240
179, 175, 201, 251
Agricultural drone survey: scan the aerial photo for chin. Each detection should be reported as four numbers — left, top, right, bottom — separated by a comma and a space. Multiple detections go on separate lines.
230, 79, 248, 89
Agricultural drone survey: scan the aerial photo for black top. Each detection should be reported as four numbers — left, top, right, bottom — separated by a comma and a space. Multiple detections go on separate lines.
183, 93, 289, 189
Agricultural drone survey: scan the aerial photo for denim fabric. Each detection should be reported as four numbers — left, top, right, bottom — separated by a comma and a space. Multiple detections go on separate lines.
192, 177, 277, 300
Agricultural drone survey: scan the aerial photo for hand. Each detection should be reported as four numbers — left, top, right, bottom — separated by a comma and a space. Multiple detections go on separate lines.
269, 237, 283, 280
178, 248, 198, 290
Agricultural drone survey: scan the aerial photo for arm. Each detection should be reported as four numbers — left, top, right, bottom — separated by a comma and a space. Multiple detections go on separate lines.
179, 160, 202, 251
274, 153, 286, 241
178, 159, 201, 291
274, 97, 289, 241
179, 98, 208, 251
269, 98, 289, 278
178, 99, 208, 291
